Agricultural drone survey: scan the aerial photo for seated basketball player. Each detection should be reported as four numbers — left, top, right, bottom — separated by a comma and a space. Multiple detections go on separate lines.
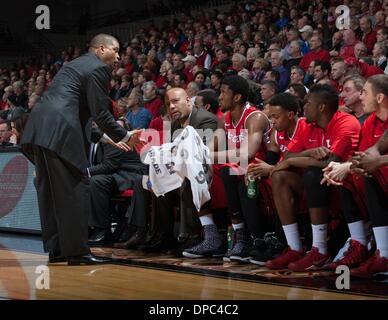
183, 75, 272, 261
321, 75, 388, 277
247, 92, 305, 265
266, 84, 361, 271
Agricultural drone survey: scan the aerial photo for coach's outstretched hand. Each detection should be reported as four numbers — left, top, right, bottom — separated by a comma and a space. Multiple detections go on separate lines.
106, 129, 147, 152
122, 129, 147, 152
128, 129, 147, 151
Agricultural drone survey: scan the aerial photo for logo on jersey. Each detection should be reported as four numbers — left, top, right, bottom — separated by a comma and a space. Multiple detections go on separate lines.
279, 145, 288, 153
227, 130, 247, 145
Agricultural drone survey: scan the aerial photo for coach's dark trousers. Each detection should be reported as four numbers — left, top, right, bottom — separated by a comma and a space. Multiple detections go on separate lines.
32, 145, 90, 257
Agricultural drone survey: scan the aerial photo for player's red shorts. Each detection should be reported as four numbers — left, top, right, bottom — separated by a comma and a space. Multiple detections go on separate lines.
210, 164, 228, 209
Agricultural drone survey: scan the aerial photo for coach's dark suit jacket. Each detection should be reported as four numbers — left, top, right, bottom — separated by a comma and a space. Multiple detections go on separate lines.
21, 52, 127, 173
171, 106, 218, 142
89, 142, 147, 192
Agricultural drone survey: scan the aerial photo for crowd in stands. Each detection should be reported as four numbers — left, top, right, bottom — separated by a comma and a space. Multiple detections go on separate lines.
1, 0, 388, 278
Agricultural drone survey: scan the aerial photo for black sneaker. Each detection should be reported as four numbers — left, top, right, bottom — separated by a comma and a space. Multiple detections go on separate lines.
182, 225, 225, 258
228, 229, 252, 263
248, 237, 268, 257
182, 237, 225, 258
249, 232, 285, 266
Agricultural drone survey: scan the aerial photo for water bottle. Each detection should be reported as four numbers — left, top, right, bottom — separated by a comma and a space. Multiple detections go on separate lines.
227, 226, 234, 250
247, 174, 258, 199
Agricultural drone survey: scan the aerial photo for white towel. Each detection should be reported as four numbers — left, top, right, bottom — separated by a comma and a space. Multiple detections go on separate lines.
143, 126, 211, 211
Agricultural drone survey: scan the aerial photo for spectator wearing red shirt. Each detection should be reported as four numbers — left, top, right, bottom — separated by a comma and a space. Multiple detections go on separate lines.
330, 60, 348, 108
331, 61, 347, 93
267, 84, 361, 271
179, 28, 195, 54
299, 36, 331, 71
340, 76, 369, 125
360, 16, 378, 54
1, 85, 13, 111
26, 61, 39, 78
354, 42, 368, 60
359, 1, 380, 18
344, 57, 384, 79
142, 81, 163, 118
211, 47, 232, 70
193, 42, 212, 70
155, 60, 172, 89
123, 54, 134, 75
329, 31, 343, 58
148, 105, 170, 145
182, 55, 196, 83
339, 29, 358, 59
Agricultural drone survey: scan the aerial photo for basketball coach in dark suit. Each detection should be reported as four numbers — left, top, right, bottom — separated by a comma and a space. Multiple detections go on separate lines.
21, 34, 143, 265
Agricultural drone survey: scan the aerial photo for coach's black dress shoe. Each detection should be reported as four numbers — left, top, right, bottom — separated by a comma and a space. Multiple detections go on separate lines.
67, 254, 112, 266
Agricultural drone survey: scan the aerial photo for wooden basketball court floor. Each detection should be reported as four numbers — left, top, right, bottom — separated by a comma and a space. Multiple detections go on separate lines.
0, 234, 387, 300
0, 248, 380, 300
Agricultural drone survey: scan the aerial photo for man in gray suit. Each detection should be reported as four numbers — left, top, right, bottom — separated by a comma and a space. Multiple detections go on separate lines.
21, 34, 143, 265
137, 88, 218, 253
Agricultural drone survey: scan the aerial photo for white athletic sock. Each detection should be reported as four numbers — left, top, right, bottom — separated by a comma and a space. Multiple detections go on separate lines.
373, 226, 388, 258
283, 223, 302, 252
232, 222, 245, 230
348, 220, 367, 246
312, 224, 328, 254
199, 214, 215, 226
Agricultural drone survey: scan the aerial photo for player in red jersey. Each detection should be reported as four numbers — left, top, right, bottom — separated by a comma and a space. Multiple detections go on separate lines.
246, 92, 306, 265
247, 93, 306, 180
186, 75, 272, 262
265, 84, 361, 271
322, 75, 388, 277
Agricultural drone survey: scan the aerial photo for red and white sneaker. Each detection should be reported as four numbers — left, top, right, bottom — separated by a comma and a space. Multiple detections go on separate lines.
265, 247, 304, 270
350, 250, 388, 278
326, 240, 369, 270
288, 247, 331, 272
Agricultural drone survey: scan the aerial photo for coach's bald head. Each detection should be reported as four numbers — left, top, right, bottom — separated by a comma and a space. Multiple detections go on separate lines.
89, 34, 120, 67
165, 88, 193, 123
